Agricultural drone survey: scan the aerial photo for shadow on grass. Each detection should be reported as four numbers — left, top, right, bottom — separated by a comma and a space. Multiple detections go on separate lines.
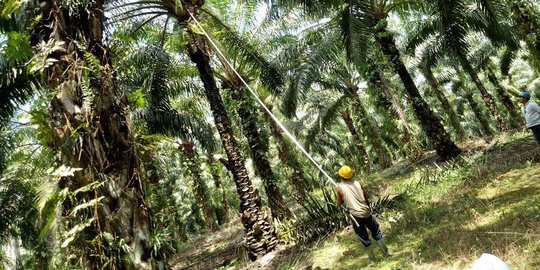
386, 179, 540, 268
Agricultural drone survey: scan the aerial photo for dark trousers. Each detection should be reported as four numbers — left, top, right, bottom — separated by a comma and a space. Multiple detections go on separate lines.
351, 215, 383, 247
530, 125, 540, 144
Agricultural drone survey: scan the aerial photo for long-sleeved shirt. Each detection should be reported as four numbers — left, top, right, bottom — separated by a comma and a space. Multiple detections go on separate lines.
521, 101, 540, 128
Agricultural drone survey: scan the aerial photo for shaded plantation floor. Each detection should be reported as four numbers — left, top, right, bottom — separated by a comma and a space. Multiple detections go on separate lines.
169, 219, 246, 270
170, 134, 540, 269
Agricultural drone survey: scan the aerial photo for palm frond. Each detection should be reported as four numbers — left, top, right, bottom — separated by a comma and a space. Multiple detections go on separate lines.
472, 0, 520, 48
269, 0, 341, 18
116, 35, 218, 152
404, 17, 438, 53
417, 38, 445, 69
435, 0, 470, 56
276, 187, 348, 244
305, 95, 349, 149
271, 22, 331, 71
339, 1, 371, 67
0, 32, 37, 120
466, 33, 496, 70
0, 178, 38, 243
280, 31, 341, 118
201, 8, 284, 92
388, 0, 428, 13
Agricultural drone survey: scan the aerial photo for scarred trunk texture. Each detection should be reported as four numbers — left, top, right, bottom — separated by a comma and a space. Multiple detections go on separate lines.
423, 68, 466, 139
374, 23, 461, 161
37, 1, 161, 269
486, 66, 523, 129
233, 90, 292, 220
459, 54, 508, 131
341, 110, 373, 172
180, 141, 217, 231
186, 34, 277, 260
262, 105, 310, 204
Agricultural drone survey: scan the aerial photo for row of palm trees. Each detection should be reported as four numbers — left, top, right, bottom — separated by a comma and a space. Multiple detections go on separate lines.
1, 0, 540, 268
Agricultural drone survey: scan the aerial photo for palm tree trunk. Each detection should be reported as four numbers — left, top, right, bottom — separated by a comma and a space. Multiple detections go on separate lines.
36, 1, 161, 268
452, 85, 493, 136
486, 66, 524, 129
465, 92, 494, 136
374, 25, 461, 161
261, 105, 310, 204
349, 93, 391, 169
459, 53, 508, 131
369, 66, 423, 158
341, 110, 373, 172
423, 68, 466, 139
186, 33, 277, 260
180, 140, 217, 231
207, 156, 230, 225
233, 90, 293, 220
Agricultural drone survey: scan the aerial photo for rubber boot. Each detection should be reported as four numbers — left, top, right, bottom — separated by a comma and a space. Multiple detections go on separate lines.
376, 239, 392, 256
364, 245, 376, 261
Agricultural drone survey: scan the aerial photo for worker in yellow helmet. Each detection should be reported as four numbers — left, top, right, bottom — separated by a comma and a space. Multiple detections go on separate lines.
336, 165, 391, 261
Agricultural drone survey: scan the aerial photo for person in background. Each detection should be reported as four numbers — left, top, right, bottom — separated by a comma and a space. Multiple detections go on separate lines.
519, 91, 540, 144
335, 165, 391, 261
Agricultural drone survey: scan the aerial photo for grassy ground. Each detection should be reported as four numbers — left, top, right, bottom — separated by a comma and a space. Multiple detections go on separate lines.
171, 133, 540, 269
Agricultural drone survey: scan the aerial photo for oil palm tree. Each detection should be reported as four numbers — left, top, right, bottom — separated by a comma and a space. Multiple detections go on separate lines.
418, 62, 467, 140
260, 104, 312, 204
279, 29, 409, 169
302, 72, 391, 171
406, 0, 515, 131
268, 0, 460, 160
107, 0, 278, 259
484, 62, 523, 129
364, 58, 423, 159
116, 35, 220, 231
465, 33, 524, 129
450, 74, 494, 136
206, 153, 231, 225
201, 4, 294, 220
26, 0, 163, 267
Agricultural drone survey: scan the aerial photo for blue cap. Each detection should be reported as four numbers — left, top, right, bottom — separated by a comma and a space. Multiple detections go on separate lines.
519, 92, 531, 100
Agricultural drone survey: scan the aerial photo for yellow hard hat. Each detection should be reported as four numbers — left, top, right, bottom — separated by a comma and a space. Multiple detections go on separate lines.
338, 165, 353, 179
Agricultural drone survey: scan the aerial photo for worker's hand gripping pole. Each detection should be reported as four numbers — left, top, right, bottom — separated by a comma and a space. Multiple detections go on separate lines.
341, 205, 360, 227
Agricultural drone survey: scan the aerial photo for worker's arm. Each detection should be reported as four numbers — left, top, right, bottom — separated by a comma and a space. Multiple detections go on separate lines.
363, 188, 371, 207
336, 185, 343, 205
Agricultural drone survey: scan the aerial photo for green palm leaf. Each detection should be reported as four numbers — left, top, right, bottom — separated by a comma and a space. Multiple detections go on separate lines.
201, 8, 284, 92
305, 95, 349, 149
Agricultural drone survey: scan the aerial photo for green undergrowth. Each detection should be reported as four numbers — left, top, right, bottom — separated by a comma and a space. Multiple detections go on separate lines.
272, 134, 540, 269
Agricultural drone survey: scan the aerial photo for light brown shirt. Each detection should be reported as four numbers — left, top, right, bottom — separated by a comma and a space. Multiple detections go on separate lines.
338, 181, 371, 218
